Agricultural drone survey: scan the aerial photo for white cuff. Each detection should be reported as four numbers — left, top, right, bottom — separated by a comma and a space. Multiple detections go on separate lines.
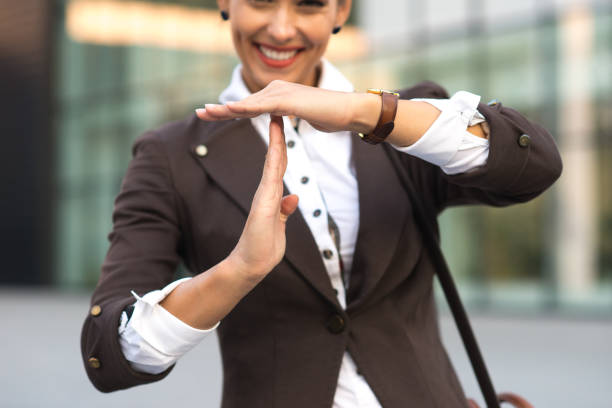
129, 277, 220, 356
118, 277, 220, 374
393, 91, 490, 174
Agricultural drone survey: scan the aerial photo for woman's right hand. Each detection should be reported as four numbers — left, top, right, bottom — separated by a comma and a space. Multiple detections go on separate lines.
227, 115, 299, 282
159, 115, 297, 330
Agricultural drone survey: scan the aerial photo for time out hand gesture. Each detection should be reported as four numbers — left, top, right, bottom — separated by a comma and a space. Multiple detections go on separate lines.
228, 115, 299, 281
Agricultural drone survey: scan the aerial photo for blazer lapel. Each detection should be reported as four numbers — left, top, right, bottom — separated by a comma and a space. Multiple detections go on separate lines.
284, 194, 340, 306
347, 134, 410, 311
191, 118, 340, 308
191, 119, 265, 214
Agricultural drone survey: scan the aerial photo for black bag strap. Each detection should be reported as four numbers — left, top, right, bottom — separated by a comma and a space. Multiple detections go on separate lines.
383, 145, 501, 408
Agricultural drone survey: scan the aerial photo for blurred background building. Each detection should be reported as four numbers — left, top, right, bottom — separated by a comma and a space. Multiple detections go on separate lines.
1, 0, 611, 406
4, 0, 609, 313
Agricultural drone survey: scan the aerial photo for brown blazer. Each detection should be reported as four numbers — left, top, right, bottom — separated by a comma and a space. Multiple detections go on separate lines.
81, 82, 562, 407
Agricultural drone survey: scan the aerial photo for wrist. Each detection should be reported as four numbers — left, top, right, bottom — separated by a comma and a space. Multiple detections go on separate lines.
223, 252, 267, 286
349, 92, 381, 134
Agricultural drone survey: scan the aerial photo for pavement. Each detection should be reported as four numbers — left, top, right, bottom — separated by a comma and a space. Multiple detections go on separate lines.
1, 287, 610, 408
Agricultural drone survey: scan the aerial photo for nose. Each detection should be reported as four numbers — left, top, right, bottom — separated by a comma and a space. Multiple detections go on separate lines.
266, 6, 297, 43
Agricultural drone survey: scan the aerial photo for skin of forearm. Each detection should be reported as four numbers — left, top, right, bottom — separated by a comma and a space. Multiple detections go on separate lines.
159, 257, 262, 330
350, 92, 486, 147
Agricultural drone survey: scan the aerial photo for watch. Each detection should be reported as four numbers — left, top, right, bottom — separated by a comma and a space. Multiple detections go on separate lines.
358, 88, 400, 145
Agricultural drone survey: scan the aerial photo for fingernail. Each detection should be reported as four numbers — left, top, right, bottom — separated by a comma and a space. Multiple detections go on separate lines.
205, 103, 220, 109
195, 108, 206, 115
226, 101, 236, 106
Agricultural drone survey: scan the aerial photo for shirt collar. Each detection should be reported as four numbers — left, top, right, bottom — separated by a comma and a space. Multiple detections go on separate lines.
219, 58, 354, 104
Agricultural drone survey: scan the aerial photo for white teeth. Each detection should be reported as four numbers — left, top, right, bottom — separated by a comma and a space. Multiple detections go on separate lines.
259, 45, 298, 61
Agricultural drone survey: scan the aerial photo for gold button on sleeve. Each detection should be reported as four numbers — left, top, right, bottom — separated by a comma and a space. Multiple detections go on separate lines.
88, 357, 101, 369
518, 134, 531, 148
90, 305, 102, 317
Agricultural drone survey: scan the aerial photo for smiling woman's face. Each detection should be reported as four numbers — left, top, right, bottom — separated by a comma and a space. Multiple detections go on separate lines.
218, 0, 351, 92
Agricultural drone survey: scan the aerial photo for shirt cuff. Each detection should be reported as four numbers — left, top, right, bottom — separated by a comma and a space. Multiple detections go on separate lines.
127, 277, 220, 357
392, 91, 490, 174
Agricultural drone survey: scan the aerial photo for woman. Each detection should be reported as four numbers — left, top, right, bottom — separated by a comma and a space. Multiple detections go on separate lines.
81, 0, 562, 407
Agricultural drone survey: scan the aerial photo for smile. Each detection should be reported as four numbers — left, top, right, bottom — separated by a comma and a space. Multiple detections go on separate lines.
259, 45, 298, 60
254, 43, 305, 68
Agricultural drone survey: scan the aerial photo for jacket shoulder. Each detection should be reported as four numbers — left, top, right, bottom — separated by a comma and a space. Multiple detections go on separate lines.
398, 81, 450, 100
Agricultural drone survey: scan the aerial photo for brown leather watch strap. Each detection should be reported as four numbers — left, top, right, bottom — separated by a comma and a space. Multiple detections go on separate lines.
360, 90, 399, 145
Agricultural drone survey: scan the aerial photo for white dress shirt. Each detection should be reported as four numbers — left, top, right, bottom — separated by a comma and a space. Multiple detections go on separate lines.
118, 59, 489, 408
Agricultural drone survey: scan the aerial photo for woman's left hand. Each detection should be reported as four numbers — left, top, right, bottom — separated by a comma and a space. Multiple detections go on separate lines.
196, 80, 380, 134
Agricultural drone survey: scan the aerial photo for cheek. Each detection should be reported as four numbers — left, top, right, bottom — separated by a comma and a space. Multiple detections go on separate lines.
309, 34, 331, 49
230, 14, 261, 48
299, 18, 334, 48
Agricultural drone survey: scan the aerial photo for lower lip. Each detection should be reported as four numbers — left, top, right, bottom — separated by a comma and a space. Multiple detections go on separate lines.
254, 44, 302, 69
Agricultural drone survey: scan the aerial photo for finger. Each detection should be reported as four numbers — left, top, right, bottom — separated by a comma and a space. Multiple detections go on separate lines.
225, 99, 261, 114
196, 104, 258, 121
269, 115, 285, 154
270, 115, 288, 179
267, 115, 282, 182
195, 108, 218, 121
251, 115, 287, 210
195, 106, 234, 121
279, 194, 299, 222
270, 114, 284, 130
256, 115, 285, 202
204, 104, 239, 119
270, 115, 286, 146
226, 98, 287, 117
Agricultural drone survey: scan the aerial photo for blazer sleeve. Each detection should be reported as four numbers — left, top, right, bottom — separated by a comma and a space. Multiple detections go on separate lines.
81, 131, 183, 392
396, 82, 563, 214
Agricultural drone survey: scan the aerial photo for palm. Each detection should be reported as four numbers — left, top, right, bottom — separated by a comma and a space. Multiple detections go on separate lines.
230, 115, 298, 279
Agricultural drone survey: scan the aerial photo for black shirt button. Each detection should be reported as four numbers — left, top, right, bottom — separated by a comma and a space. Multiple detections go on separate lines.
287, 140, 295, 148
301, 176, 309, 184
518, 134, 531, 148
326, 314, 346, 334
322, 249, 333, 259
313, 209, 322, 217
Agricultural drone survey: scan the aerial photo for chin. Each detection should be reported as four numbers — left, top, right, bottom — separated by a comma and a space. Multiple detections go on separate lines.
246, 70, 300, 91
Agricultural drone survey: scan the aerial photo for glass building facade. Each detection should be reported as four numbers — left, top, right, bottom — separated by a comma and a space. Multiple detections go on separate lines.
51, 0, 612, 314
